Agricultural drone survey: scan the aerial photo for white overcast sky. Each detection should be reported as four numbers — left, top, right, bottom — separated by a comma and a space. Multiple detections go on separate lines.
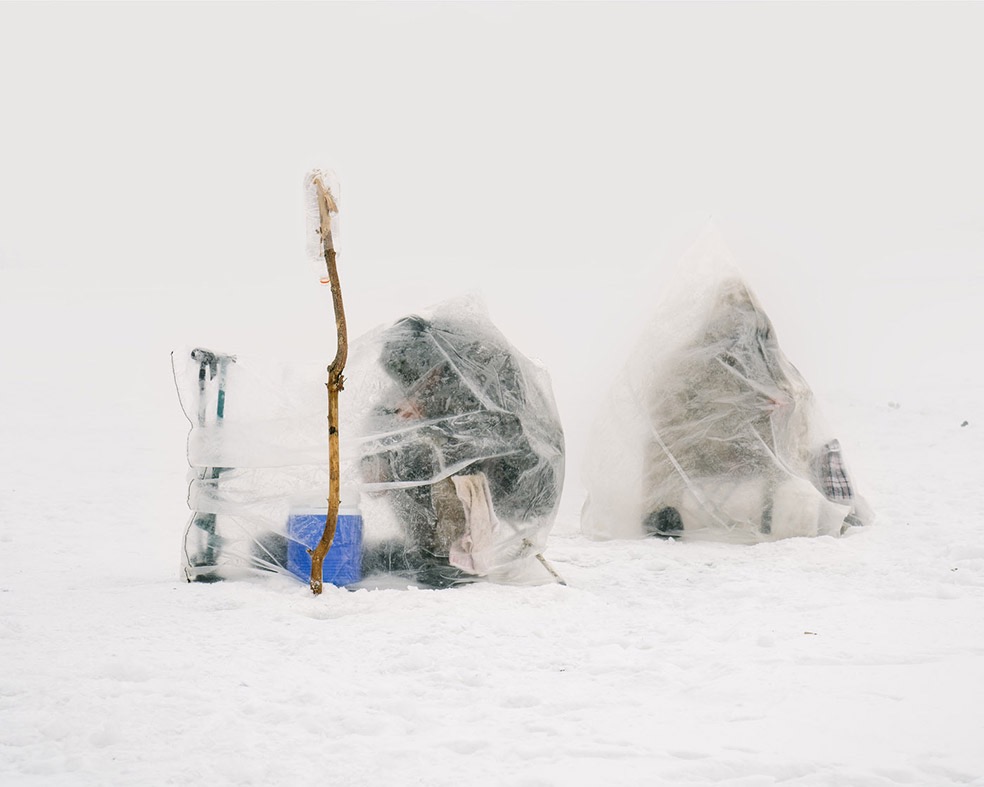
2, 2, 982, 492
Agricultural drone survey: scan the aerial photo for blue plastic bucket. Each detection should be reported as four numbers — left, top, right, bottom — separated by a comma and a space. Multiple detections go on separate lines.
287, 507, 363, 586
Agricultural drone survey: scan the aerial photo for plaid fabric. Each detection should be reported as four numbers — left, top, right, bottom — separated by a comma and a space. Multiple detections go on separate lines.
819, 439, 853, 501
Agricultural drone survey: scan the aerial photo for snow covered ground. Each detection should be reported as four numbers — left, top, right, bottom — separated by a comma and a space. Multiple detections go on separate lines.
3, 3, 984, 785
2, 314, 983, 786
3, 316, 983, 785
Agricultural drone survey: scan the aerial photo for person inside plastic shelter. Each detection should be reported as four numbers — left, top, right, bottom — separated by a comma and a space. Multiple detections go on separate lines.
640, 276, 871, 540
582, 234, 871, 543
354, 302, 565, 587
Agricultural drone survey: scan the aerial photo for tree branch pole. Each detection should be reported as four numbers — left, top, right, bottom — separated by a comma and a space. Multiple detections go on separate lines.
309, 175, 348, 595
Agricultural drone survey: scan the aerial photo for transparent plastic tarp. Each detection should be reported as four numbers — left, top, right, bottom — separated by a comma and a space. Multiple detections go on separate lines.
174, 297, 566, 587
342, 296, 566, 587
581, 236, 872, 543
173, 348, 333, 583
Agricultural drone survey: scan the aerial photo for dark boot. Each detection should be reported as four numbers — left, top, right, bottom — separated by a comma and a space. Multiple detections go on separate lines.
644, 507, 684, 538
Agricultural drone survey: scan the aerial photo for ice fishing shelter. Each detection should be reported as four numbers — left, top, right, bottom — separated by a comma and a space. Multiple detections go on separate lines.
581, 236, 871, 542
342, 296, 566, 586
175, 297, 566, 586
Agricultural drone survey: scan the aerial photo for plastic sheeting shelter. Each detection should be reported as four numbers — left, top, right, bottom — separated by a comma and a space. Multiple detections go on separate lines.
582, 236, 871, 543
343, 297, 566, 587
174, 297, 565, 587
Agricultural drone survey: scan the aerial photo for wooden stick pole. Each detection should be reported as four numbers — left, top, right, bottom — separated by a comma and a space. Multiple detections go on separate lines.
309, 174, 348, 596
